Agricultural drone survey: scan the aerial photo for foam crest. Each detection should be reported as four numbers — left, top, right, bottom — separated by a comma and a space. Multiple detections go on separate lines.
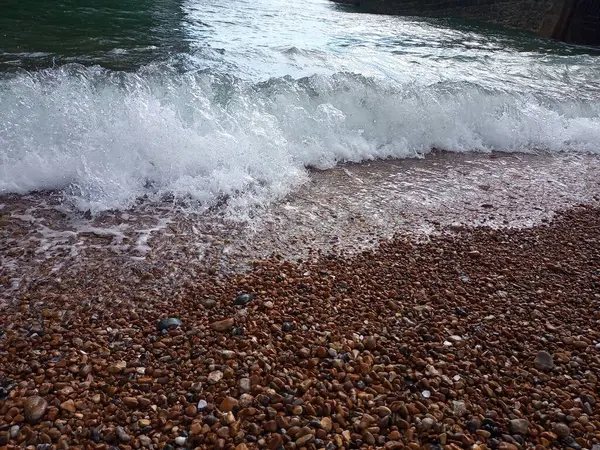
1, 65, 599, 215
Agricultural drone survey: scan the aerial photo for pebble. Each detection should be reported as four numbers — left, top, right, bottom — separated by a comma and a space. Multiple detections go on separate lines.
23, 396, 47, 423
197, 399, 208, 410
60, 399, 76, 413
220, 396, 238, 412
174, 436, 187, 446
554, 422, 570, 439
156, 317, 182, 331
534, 350, 555, 371
116, 426, 131, 442
233, 293, 254, 306
364, 336, 377, 350
239, 377, 251, 393
509, 419, 530, 435
210, 318, 235, 332
9, 425, 19, 439
201, 297, 217, 308
208, 370, 223, 383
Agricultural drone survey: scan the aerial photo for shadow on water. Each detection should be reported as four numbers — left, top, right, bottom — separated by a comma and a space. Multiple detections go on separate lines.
329, 2, 600, 57
0, 0, 189, 71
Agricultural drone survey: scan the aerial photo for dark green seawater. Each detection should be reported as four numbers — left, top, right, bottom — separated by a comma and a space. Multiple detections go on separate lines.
1, 0, 599, 213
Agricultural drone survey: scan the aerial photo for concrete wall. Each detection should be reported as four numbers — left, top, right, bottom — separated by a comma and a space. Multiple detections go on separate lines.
356, 0, 598, 42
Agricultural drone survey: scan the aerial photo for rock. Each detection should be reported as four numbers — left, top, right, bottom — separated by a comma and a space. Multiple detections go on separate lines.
9, 425, 19, 439
296, 433, 314, 446
564, 436, 582, 449
220, 396, 238, 412
233, 293, 254, 306
139, 435, 152, 447
421, 417, 435, 431
60, 399, 76, 413
282, 322, 293, 332
116, 426, 131, 442
264, 301, 274, 309
201, 298, 217, 308
534, 351, 555, 371
455, 307, 469, 316
509, 419, 529, 435
364, 336, 376, 350
208, 370, 223, 384
210, 318, 234, 332
156, 317, 182, 331
553, 422, 570, 439
174, 436, 187, 446
107, 361, 127, 373
239, 378, 251, 393
23, 396, 47, 423
184, 404, 197, 416
197, 399, 208, 410
122, 397, 138, 409
321, 417, 333, 432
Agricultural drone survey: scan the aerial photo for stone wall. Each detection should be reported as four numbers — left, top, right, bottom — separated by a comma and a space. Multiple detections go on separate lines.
357, 0, 569, 38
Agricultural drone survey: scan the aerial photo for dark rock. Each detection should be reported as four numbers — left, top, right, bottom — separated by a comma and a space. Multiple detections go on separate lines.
455, 307, 469, 316
156, 318, 182, 331
553, 422, 570, 439
204, 415, 218, 426
564, 436, 582, 449
231, 327, 244, 335
233, 293, 255, 306
282, 322, 293, 332
534, 350, 554, 371
508, 418, 529, 435
467, 418, 481, 433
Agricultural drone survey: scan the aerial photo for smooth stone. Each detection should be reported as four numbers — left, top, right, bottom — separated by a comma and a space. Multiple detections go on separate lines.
282, 322, 293, 332
9, 425, 19, 439
197, 399, 208, 410
553, 422, 570, 439
208, 371, 223, 384
201, 298, 217, 308
233, 293, 255, 306
23, 396, 48, 423
156, 318, 182, 331
210, 318, 234, 332
174, 436, 187, 446
534, 351, 555, 371
509, 419, 530, 435
116, 426, 131, 442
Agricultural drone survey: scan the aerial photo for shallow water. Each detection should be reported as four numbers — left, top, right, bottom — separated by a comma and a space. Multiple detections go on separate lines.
1, 0, 600, 214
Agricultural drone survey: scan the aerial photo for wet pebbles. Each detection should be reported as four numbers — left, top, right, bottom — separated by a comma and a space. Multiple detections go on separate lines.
0, 207, 599, 448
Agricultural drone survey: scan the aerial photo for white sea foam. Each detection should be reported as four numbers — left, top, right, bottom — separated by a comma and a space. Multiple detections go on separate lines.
1, 65, 599, 215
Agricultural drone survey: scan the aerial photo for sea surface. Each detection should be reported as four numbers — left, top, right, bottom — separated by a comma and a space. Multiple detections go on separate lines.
1, 0, 600, 216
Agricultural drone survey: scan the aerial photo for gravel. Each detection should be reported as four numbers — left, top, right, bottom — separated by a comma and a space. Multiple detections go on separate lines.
1, 206, 599, 448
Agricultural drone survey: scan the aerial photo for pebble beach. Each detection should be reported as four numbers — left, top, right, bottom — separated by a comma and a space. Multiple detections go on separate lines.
1, 204, 599, 449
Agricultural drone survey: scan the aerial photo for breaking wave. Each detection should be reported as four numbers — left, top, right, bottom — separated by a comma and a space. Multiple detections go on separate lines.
1, 64, 599, 214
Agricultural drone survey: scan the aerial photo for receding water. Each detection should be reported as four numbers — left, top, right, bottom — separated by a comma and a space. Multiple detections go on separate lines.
1, 0, 600, 214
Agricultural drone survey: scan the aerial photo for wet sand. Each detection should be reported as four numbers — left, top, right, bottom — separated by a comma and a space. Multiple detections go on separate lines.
0, 152, 600, 449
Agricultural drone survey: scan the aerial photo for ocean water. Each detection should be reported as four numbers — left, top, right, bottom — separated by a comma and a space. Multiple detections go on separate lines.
1, 0, 600, 215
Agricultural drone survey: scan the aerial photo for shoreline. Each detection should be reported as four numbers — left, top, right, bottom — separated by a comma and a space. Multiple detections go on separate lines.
1, 204, 599, 448
2, 151, 600, 298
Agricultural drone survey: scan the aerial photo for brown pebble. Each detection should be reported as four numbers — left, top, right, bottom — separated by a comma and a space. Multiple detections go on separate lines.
210, 318, 235, 332
220, 396, 238, 412
22, 396, 47, 424
60, 399, 76, 413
